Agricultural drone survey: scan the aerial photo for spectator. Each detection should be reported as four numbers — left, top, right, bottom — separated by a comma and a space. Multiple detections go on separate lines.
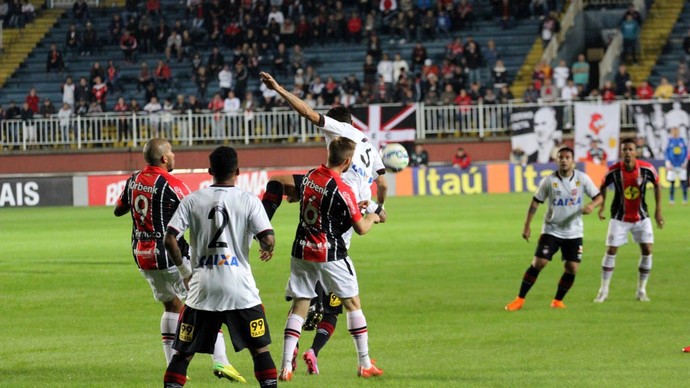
154, 60, 172, 93
675, 79, 688, 97
498, 85, 514, 103
410, 144, 429, 168
452, 147, 471, 169
165, 30, 182, 62
420, 9, 436, 41
154, 19, 170, 53
143, 96, 162, 137
377, 52, 394, 85
613, 64, 630, 95
676, 62, 690, 86
25, 87, 39, 113
436, 10, 452, 39
622, 4, 642, 25
457, 0, 474, 30
196, 66, 209, 101
72, 0, 90, 23
218, 64, 234, 98
483, 39, 501, 69
0, 1, 8, 25
552, 59, 569, 90
523, 83, 539, 103
446, 36, 464, 65
421, 58, 439, 80
223, 90, 241, 114
207, 46, 225, 76
57, 103, 72, 143
411, 41, 428, 71
128, 98, 142, 113
137, 61, 152, 92
39, 98, 56, 117
46, 44, 65, 73
290, 45, 305, 73
81, 21, 98, 56
144, 81, 158, 103
539, 12, 560, 47
620, 14, 640, 64
561, 79, 579, 101
346, 11, 363, 43
636, 136, 655, 159
601, 80, 616, 102
392, 52, 410, 85
463, 37, 483, 86
61, 77, 75, 108
272, 42, 289, 78
65, 23, 81, 54
89, 61, 105, 85
91, 76, 108, 110
20, 0, 35, 27
146, 0, 160, 17
654, 77, 674, 99
109, 14, 124, 45
234, 61, 248, 100
492, 59, 508, 90
571, 53, 589, 90
540, 78, 558, 103
137, 22, 152, 54
510, 147, 528, 166
113, 96, 130, 142
363, 54, 378, 90
106, 60, 123, 94
586, 139, 608, 164
120, 30, 138, 63
20, 102, 36, 146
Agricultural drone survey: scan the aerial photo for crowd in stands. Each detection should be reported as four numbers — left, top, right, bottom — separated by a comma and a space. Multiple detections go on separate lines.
0, 0, 36, 28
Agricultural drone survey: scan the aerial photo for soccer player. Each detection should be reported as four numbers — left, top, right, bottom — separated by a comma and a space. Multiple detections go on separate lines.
114, 138, 244, 383
505, 147, 602, 311
665, 127, 688, 205
276, 136, 383, 381
594, 138, 664, 303
259, 70, 387, 375
163, 146, 278, 387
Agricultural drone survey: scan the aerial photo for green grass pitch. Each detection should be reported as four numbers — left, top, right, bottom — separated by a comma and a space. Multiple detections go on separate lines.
1, 193, 690, 387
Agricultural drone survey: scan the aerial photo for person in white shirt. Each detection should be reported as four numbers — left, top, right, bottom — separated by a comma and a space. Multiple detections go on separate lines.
392, 53, 409, 85
560, 79, 579, 101
552, 59, 570, 90
62, 77, 76, 109
223, 90, 241, 114
377, 53, 394, 85
57, 103, 72, 143
267, 5, 284, 26
218, 64, 234, 97
144, 96, 163, 138
505, 147, 602, 311
163, 146, 278, 388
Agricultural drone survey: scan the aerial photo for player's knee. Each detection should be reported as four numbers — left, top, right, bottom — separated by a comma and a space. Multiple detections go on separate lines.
606, 247, 618, 255
641, 244, 652, 256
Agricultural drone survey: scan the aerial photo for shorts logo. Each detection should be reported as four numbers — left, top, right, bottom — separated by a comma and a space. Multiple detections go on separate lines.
542, 247, 550, 255
329, 293, 342, 307
577, 245, 583, 261
179, 323, 194, 342
249, 318, 266, 338
624, 186, 640, 200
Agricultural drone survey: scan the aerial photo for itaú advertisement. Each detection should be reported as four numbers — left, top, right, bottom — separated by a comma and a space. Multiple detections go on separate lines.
88, 169, 307, 206
397, 160, 669, 196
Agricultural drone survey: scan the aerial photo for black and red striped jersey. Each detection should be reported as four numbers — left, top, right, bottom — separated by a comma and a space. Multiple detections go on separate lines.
117, 165, 191, 269
291, 165, 362, 262
602, 160, 659, 223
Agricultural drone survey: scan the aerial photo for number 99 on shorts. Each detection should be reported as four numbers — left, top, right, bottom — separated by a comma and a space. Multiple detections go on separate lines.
249, 318, 266, 337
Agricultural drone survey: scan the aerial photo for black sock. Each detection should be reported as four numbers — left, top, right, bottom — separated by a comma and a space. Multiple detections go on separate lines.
554, 272, 576, 301
518, 265, 541, 298
164, 354, 190, 387
253, 351, 277, 387
261, 181, 284, 221
311, 314, 338, 357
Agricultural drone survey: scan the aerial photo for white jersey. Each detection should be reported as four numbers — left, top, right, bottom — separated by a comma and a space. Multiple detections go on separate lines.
319, 115, 385, 204
533, 170, 600, 239
167, 185, 273, 311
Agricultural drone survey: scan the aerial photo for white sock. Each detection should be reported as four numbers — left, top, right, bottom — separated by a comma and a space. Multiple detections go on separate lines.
282, 314, 304, 371
600, 254, 616, 292
212, 331, 230, 365
346, 309, 371, 368
638, 255, 652, 292
161, 311, 179, 365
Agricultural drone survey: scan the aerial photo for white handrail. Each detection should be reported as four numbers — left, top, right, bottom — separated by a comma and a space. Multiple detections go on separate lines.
599, 32, 623, 87
542, 0, 584, 65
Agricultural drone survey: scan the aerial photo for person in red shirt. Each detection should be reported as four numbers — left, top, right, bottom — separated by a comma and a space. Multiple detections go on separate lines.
155, 60, 172, 92
636, 80, 654, 100
594, 138, 663, 304
25, 88, 40, 113
91, 76, 108, 110
452, 147, 471, 169
601, 80, 617, 102
346, 12, 362, 43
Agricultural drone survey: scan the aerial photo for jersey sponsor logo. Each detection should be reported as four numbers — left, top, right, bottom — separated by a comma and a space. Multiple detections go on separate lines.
350, 162, 373, 184
624, 186, 640, 200
302, 176, 329, 196
179, 323, 194, 342
249, 318, 266, 338
552, 197, 582, 206
129, 180, 158, 194
297, 239, 330, 251
197, 254, 239, 268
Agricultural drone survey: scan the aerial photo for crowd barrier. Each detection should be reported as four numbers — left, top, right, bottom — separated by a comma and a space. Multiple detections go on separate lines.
0, 160, 672, 208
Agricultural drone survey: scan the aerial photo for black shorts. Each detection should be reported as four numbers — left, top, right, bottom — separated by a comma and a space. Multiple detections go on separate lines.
534, 234, 583, 262
172, 304, 272, 354
315, 281, 343, 315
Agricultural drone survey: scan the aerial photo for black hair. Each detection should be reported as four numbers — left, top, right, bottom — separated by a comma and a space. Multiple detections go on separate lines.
621, 138, 636, 146
557, 147, 575, 157
209, 146, 239, 180
326, 106, 352, 124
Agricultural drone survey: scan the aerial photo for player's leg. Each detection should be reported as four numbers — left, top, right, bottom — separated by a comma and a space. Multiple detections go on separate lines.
164, 352, 195, 388
304, 290, 341, 375
261, 174, 302, 220
632, 219, 654, 301
142, 268, 185, 364
505, 234, 554, 311
161, 298, 184, 364
211, 330, 246, 383
595, 220, 628, 302
668, 171, 676, 204
551, 238, 582, 308
681, 168, 688, 204
226, 306, 276, 387
280, 298, 310, 380
249, 346, 278, 387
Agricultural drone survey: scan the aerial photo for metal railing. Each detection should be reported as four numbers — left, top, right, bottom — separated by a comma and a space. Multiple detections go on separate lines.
1, 99, 686, 151
49, 0, 100, 8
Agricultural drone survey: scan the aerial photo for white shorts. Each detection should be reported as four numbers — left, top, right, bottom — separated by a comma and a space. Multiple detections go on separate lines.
286, 257, 359, 300
666, 166, 687, 182
606, 218, 654, 247
139, 267, 187, 303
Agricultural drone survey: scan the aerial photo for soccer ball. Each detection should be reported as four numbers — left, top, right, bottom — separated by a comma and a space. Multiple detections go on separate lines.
380, 143, 409, 173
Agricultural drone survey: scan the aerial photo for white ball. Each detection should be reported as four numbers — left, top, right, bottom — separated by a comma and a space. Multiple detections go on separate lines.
380, 143, 409, 173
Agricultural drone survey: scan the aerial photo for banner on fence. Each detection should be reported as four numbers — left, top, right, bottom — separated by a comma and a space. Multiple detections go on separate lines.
574, 102, 621, 163
0, 177, 73, 207
629, 101, 690, 159
509, 105, 564, 164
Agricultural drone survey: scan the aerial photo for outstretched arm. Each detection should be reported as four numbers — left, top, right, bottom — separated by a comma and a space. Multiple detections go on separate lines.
260, 71, 321, 126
